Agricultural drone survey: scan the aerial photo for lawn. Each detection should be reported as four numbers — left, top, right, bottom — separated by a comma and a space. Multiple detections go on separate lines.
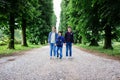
0, 44, 41, 56
76, 42, 120, 57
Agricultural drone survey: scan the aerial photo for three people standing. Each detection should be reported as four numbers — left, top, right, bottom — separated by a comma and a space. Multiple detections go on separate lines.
48, 26, 74, 59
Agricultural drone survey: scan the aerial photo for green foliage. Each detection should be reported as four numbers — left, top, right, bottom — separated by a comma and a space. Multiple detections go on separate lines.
59, 0, 69, 32
51, 13, 57, 27
60, 0, 120, 48
0, 30, 22, 45
0, 0, 54, 48
27, 0, 54, 45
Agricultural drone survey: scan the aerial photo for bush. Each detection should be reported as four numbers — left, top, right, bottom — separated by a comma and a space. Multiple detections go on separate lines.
14, 39, 21, 44
0, 41, 6, 46
0, 36, 8, 46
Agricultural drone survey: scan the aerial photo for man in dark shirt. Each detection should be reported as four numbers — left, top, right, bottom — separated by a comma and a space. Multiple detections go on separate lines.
65, 26, 74, 58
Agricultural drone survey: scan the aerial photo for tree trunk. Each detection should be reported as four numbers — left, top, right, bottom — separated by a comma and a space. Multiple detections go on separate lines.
22, 16, 28, 47
8, 13, 15, 49
89, 30, 99, 46
103, 25, 113, 49
79, 36, 82, 44
89, 38, 99, 46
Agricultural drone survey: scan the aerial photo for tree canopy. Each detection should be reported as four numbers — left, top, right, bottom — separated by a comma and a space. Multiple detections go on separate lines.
60, 0, 120, 49
0, 0, 55, 49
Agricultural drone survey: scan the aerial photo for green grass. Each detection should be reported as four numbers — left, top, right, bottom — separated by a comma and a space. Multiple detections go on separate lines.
0, 44, 42, 56
76, 42, 120, 57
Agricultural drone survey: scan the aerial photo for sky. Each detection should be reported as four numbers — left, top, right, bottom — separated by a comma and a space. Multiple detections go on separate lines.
53, 0, 62, 32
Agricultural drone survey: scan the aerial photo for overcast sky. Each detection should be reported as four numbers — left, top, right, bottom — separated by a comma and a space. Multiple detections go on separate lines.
53, 0, 62, 32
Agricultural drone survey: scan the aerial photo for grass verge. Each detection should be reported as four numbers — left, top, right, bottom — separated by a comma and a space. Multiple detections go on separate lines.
0, 44, 41, 56
75, 42, 120, 57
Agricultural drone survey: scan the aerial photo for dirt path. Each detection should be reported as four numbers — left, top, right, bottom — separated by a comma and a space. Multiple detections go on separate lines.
0, 46, 120, 80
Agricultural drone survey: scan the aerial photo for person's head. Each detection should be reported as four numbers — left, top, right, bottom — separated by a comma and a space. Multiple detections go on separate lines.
58, 31, 62, 36
52, 26, 56, 32
67, 26, 72, 32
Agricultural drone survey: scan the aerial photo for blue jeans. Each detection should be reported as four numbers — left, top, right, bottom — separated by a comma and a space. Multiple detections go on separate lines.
57, 47, 62, 59
50, 43, 56, 57
66, 42, 72, 57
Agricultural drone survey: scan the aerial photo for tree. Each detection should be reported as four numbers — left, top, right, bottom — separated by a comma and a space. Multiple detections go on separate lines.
60, 0, 120, 50
0, 0, 54, 49
98, 0, 120, 49
59, 0, 69, 32
18, 0, 40, 46
27, 0, 54, 44
51, 12, 57, 27
6, 0, 19, 49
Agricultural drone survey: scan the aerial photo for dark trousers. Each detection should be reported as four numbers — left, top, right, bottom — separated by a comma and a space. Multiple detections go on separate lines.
66, 42, 72, 57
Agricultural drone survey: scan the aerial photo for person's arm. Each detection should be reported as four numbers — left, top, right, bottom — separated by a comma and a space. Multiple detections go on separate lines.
55, 33, 58, 41
48, 32, 51, 43
72, 33, 74, 43
62, 36, 65, 43
64, 32, 67, 43
55, 36, 59, 46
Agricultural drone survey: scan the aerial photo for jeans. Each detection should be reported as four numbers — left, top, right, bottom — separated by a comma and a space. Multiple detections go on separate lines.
50, 43, 56, 57
66, 42, 72, 57
57, 47, 62, 59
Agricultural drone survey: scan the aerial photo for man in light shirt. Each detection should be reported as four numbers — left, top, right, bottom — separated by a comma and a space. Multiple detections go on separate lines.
48, 27, 58, 59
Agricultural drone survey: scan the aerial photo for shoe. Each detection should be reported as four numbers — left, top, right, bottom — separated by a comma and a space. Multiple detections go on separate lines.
69, 56, 73, 59
53, 56, 56, 59
60, 57, 62, 59
57, 53, 59, 57
66, 57, 69, 59
50, 56, 52, 59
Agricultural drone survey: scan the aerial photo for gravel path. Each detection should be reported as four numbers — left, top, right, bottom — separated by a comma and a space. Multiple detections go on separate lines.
0, 46, 120, 80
